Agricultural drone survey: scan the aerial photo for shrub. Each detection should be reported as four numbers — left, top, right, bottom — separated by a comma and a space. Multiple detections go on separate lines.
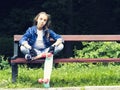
74, 41, 120, 58
0, 55, 10, 70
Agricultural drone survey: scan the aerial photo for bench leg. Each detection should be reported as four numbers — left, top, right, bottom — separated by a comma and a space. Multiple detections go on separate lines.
11, 63, 18, 83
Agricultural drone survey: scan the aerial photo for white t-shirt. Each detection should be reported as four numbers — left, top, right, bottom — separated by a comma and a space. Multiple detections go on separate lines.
33, 29, 45, 49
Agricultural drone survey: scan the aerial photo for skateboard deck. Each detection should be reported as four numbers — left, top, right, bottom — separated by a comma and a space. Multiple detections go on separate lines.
38, 53, 53, 88
43, 54, 53, 88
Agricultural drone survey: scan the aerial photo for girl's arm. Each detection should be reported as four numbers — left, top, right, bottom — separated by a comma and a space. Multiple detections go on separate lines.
49, 30, 64, 46
52, 38, 63, 46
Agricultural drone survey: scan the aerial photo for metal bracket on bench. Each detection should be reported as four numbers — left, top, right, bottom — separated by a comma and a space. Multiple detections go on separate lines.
11, 42, 19, 60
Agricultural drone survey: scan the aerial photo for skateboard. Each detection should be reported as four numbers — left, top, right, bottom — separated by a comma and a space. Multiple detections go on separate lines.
38, 53, 53, 88
25, 46, 54, 88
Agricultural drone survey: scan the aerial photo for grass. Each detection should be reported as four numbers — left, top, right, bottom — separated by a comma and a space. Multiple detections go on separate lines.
0, 63, 120, 88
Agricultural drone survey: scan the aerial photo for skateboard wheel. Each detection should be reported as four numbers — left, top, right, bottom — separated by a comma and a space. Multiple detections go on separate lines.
38, 78, 49, 83
43, 78, 49, 83
38, 78, 43, 83
41, 53, 52, 58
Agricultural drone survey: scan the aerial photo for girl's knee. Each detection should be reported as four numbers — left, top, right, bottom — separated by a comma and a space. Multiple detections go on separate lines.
20, 46, 29, 55
58, 43, 64, 50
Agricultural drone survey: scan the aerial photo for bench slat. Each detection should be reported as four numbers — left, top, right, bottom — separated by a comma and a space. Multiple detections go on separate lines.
14, 35, 120, 41
11, 58, 120, 64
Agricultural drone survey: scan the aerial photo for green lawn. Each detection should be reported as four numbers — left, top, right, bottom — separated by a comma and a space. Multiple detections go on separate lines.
0, 63, 120, 88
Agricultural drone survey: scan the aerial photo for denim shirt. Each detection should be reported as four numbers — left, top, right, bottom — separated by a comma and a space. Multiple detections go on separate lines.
19, 26, 63, 48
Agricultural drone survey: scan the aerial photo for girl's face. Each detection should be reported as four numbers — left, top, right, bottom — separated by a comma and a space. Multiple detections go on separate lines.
37, 13, 48, 30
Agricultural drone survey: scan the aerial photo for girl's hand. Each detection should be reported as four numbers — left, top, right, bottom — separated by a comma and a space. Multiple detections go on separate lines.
24, 44, 32, 50
52, 38, 63, 46
22, 41, 32, 50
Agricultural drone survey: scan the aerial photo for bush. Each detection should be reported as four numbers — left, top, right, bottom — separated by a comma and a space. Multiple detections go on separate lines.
74, 41, 120, 58
0, 55, 10, 70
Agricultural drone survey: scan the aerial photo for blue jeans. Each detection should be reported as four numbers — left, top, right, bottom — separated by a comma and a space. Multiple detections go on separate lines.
20, 43, 64, 56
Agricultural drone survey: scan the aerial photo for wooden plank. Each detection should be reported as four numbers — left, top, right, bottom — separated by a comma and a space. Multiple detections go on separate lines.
61, 35, 120, 41
11, 58, 120, 64
11, 58, 44, 63
14, 35, 22, 41
54, 58, 120, 63
14, 35, 120, 42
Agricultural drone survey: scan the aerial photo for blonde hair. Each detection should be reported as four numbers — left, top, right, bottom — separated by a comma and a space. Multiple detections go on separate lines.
33, 12, 51, 30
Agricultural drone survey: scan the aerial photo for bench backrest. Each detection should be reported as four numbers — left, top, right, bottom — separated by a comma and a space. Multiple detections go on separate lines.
14, 35, 120, 42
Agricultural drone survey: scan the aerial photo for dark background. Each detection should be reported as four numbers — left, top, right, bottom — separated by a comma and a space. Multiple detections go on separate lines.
1, 0, 120, 36
1, 0, 120, 57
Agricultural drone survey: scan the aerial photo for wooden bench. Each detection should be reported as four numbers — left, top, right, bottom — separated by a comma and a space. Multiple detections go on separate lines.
10, 35, 120, 82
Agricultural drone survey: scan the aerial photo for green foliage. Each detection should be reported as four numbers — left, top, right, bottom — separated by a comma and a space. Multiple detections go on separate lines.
74, 42, 120, 58
51, 63, 120, 86
0, 55, 9, 70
